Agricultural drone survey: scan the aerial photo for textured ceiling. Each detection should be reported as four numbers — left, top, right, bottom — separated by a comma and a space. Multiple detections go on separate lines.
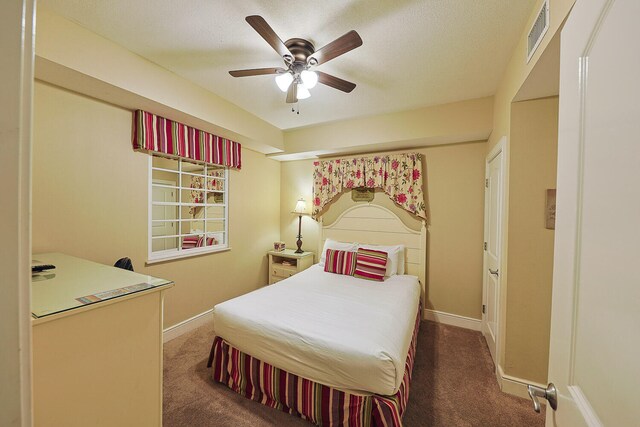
40, 0, 535, 130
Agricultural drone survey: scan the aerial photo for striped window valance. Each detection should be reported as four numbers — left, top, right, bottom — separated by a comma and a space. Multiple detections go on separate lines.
132, 110, 241, 169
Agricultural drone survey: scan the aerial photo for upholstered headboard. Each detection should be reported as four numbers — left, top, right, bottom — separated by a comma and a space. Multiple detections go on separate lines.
319, 204, 427, 300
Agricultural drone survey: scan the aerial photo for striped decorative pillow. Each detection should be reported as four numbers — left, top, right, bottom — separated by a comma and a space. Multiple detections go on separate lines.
196, 236, 219, 247
354, 248, 388, 281
323, 249, 357, 276
182, 236, 200, 249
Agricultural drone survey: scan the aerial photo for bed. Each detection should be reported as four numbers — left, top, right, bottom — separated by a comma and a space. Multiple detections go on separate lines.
208, 204, 426, 426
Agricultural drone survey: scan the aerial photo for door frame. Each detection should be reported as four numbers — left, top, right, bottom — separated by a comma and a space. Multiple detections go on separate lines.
0, 1, 35, 426
482, 136, 507, 373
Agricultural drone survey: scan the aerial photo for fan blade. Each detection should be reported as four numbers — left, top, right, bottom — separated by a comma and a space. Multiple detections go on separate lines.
286, 83, 298, 103
317, 71, 356, 93
246, 15, 292, 61
229, 67, 286, 77
308, 30, 363, 66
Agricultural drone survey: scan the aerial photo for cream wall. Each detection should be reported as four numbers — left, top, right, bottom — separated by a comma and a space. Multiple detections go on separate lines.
485, 0, 574, 387
488, 0, 574, 151
504, 97, 558, 383
279, 97, 493, 158
35, 7, 284, 154
32, 81, 281, 327
281, 142, 486, 320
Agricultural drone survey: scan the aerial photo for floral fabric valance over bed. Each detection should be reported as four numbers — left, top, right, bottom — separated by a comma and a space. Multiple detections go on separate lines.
132, 110, 241, 169
313, 152, 427, 220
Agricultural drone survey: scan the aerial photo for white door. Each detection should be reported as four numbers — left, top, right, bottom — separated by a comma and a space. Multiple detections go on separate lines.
545, 0, 640, 425
482, 137, 505, 365
152, 180, 177, 252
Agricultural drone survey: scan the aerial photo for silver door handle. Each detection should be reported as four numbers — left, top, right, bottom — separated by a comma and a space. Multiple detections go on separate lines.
489, 268, 499, 276
527, 383, 558, 413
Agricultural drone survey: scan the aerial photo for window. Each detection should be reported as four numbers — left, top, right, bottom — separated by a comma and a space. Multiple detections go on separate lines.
149, 155, 229, 262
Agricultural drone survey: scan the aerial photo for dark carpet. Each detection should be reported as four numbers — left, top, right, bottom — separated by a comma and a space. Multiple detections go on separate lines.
163, 321, 544, 426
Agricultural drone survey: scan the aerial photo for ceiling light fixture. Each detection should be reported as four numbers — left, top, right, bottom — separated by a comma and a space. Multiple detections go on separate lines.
275, 69, 317, 97
300, 70, 318, 89
230, 15, 363, 106
275, 72, 294, 92
296, 83, 311, 99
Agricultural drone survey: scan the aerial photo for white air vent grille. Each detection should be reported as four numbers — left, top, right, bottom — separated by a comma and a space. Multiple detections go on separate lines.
527, 0, 549, 63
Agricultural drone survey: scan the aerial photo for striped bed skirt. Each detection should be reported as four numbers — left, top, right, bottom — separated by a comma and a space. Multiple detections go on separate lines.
207, 303, 421, 426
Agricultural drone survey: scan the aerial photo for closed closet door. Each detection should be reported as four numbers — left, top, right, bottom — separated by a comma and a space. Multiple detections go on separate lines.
482, 138, 505, 366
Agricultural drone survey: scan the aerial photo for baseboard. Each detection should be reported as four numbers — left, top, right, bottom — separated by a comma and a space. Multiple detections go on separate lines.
163, 308, 214, 343
423, 309, 481, 331
497, 364, 546, 402
568, 386, 603, 426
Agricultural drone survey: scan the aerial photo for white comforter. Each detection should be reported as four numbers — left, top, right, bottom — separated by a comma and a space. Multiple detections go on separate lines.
212, 265, 421, 395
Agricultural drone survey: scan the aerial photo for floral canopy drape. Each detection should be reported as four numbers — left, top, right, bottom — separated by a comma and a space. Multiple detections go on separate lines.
312, 152, 427, 220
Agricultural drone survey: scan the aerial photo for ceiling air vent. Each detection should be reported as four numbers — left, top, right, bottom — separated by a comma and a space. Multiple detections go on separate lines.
527, 0, 549, 63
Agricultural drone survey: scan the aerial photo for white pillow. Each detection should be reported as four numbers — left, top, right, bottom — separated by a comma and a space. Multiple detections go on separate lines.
207, 232, 225, 245
319, 239, 358, 267
358, 244, 405, 276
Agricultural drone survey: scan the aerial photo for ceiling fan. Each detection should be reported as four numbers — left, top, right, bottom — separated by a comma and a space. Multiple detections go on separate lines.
229, 16, 363, 104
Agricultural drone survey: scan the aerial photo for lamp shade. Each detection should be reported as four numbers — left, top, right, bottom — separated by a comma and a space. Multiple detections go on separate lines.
292, 198, 307, 214
275, 73, 294, 92
301, 70, 318, 89
296, 84, 311, 99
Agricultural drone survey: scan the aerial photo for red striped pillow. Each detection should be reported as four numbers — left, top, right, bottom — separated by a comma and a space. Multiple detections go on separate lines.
354, 248, 388, 281
182, 236, 199, 249
323, 249, 357, 276
195, 236, 218, 247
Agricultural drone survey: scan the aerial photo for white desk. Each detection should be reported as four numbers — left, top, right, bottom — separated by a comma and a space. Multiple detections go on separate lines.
31, 253, 173, 427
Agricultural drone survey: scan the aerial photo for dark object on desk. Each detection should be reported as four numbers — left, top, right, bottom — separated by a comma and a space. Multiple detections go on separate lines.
32, 264, 56, 273
114, 257, 134, 272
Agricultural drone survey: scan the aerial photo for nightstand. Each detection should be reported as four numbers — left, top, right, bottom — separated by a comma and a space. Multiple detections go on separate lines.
268, 249, 314, 285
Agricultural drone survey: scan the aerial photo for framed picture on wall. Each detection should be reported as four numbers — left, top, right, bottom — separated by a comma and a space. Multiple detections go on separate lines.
546, 189, 556, 230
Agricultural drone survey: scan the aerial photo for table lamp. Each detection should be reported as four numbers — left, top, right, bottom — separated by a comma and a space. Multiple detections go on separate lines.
292, 198, 308, 253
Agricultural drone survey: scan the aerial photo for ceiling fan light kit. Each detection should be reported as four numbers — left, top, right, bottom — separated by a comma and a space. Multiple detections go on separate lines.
229, 15, 362, 106
300, 70, 318, 89
275, 72, 294, 92
296, 83, 311, 99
